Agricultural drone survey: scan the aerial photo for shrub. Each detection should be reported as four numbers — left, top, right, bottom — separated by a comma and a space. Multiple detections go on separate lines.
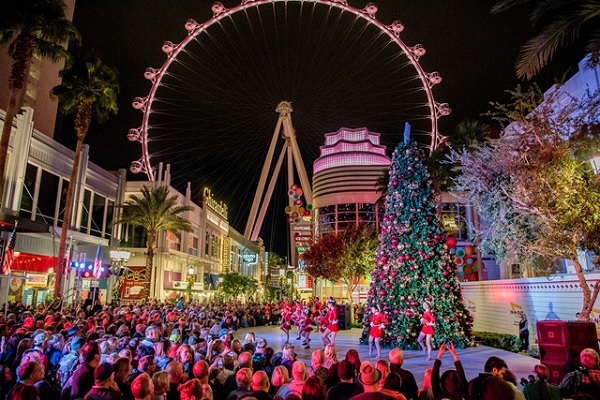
474, 331, 520, 353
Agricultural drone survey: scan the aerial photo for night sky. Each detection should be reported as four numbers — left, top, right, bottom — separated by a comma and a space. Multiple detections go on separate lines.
62, 0, 586, 257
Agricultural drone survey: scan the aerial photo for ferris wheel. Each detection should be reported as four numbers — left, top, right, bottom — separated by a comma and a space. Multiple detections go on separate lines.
127, 0, 450, 193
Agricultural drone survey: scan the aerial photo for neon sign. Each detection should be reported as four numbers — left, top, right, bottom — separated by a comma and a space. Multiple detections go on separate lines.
203, 188, 228, 220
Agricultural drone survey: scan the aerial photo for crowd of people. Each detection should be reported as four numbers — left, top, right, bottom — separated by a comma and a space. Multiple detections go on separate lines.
0, 297, 597, 400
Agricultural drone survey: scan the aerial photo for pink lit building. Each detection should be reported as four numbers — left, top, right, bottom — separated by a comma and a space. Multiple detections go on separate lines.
312, 127, 391, 236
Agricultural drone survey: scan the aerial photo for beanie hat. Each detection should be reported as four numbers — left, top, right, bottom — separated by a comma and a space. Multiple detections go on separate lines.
94, 363, 114, 383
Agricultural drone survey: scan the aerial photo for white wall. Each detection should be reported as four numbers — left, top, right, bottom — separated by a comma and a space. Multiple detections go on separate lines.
461, 273, 600, 344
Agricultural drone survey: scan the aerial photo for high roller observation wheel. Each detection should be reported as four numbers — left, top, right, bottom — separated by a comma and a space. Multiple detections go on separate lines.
127, 0, 451, 179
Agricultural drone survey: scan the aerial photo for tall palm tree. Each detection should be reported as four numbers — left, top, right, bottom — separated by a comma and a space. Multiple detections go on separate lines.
0, 0, 80, 202
492, 0, 600, 80
50, 53, 119, 298
114, 186, 193, 300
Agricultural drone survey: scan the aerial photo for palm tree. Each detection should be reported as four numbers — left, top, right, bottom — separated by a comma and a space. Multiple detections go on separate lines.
114, 186, 193, 300
0, 0, 80, 201
50, 53, 119, 298
492, 0, 600, 80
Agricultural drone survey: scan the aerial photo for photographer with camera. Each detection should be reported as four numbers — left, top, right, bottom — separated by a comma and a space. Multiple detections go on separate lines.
430, 341, 468, 400
558, 348, 600, 400
521, 364, 560, 400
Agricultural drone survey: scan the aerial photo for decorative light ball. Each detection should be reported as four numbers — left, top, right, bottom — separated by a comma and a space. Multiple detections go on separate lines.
378, 289, 386, 296
445, 283, 450, 288
394, 309, 400, 315
409, 266, 414, 271
385, 283, 392, 289
442, 271, 448, 277
407, 295, 412, 300
424, 255, 430, 260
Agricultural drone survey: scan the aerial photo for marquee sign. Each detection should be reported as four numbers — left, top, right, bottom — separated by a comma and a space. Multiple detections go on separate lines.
203, 187, 228, 220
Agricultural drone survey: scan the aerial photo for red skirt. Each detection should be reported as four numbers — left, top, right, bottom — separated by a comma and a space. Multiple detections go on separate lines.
369, 327, 384, 338
328, 323, 339, 332
281, 323, 291, 331
421, 325, 434, 335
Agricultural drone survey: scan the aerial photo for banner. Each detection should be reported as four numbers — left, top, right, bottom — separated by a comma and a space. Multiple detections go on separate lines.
120, 265, 146, 301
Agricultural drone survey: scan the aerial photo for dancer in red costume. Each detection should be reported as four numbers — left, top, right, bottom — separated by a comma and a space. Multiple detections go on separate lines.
417, 301, 436, 360
321, 297, 339, 346
280, 300, 292, 344
300, 307, 316, 349
368, 305, 387, 358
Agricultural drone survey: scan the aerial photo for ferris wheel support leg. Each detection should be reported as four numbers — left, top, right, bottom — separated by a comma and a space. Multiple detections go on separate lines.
282, 117, 313, 205
250, 142, 288, 241
244, 115, 284, 238
287, 143, 297, 268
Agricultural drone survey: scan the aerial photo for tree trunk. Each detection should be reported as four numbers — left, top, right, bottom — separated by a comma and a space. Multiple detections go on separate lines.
0, 38, 33, 204
55, 102, 92, 298
569, 238, 599, 321
145, 232, 156, 301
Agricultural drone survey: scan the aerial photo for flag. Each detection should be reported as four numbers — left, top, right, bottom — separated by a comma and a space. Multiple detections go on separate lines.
93, 244, 102, 279
2, 223, 17, 276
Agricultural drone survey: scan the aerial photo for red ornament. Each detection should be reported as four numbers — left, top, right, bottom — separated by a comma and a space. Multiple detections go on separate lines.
446, 236, 457, 248
394, 309, 400, 315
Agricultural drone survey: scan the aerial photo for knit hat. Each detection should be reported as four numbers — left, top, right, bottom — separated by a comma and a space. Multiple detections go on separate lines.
33, 332, 48, 346
94, 363, 114, 383
71, 337, 86, 351
441, 370, 467, 397
358, 361, 381, 386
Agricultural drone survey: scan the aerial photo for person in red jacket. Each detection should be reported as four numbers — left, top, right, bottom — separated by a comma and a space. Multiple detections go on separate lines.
368, 306, 387, 358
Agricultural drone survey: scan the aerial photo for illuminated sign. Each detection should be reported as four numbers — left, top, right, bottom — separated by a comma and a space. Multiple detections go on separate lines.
203, 188, 228, 220
243, 253, 258, 265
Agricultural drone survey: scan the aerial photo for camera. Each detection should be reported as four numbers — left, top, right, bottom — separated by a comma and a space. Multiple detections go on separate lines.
520, 375, 535, 387
217, 358, 223, 368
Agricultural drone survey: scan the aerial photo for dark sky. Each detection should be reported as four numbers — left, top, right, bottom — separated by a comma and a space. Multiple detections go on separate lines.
63, 0, 585, 257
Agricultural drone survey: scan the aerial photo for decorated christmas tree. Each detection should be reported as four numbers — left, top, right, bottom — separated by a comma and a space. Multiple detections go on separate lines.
363, 132, 474, 348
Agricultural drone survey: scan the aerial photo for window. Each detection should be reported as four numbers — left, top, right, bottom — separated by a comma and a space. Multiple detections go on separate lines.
19, 163, 38, 220
189, 235, 199, 256
440, 203, 468, 240
90, 193, 106, 238
205, 230, 210, 256
79, 189, 91, 233
37, 170, 60, 225
105, 200, 114, 239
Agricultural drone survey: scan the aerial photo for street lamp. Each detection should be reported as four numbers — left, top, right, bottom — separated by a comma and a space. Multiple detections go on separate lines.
109, 250, 131, 303
188, 266, 195, 275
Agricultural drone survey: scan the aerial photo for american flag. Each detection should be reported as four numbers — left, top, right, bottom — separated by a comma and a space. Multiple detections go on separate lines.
2, 223, 17, 276
93, 244, 102, 279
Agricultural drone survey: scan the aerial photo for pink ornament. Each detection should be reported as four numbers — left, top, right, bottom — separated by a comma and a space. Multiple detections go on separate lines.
385, 283, 392, 289
394, 309, 400, 315
445, 283, 450, 288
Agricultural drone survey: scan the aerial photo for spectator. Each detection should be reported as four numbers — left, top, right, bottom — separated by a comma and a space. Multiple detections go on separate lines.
380, 373, 407, 400
166, 361, 185, 400
179, 379, 206, 400
151, 371, 169, 400
345, 350, 361, 379
302, 376, 325, 400
0, 364, 15, 399
326, 361, 363, 400
71, 342, 102, 399
499, 369, 525, 400
59, 336, 86, 387
467, 356, 515, 400
276, 361, 307, 399
84, 362, 123, 400
270, 366, 290, 397
132, 373, 154, 400
227, 367, 253, 400
417, 369, 433, 400
323, 346, 338, 370
558, 348, 600, 399
375, 361, 390, 391
522, 364, 560, 400
114, 358, 134, 400
281, 346, 297, 377
6, 361, 44, 398
176, 345, 195, 381
309, 350, 328, 384
388, 349, 418, 400
240, 371, 272, 400
350, 361, 395, 400
431, 342, 467, 400
7, 384, 40, 400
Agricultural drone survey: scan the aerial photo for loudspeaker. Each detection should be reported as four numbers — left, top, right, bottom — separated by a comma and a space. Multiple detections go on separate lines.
337, 304, 351, 330
536, 321, 599, 383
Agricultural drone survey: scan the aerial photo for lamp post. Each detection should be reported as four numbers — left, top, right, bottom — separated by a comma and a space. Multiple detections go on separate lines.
109, 250, 131, 304
187, 265, 196, 302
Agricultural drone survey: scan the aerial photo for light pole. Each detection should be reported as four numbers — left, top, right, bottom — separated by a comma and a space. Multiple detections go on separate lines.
109, 250, 131, 304
187, 265, 196, 302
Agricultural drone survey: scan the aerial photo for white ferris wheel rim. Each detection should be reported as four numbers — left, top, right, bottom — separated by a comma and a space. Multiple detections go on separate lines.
128, 0, 449, 180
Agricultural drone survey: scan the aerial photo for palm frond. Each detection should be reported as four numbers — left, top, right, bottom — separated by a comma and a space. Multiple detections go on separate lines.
491, 0, 532, 14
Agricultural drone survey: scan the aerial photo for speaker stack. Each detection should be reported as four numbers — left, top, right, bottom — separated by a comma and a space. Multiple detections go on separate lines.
336, 304, 351, 330
536, 321, 599, 383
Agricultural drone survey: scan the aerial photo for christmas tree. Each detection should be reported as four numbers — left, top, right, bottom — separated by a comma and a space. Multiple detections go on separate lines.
363, 135, 474, 348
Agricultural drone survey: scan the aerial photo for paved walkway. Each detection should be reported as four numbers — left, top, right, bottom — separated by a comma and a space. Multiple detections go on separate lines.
235, 325, 539, 387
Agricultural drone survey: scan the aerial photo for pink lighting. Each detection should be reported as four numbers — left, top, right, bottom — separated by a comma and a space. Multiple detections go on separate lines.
314, 127, 391, 174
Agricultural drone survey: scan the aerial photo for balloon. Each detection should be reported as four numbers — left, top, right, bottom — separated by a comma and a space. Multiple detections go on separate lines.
285, 206, 292, 214
446, 236, 457, 248
465, 257, 474, 265
295, 188, 303, 195
288, 190, 295, 196
464, 246, 474, 256
293, 194, 299, 199
455, 258, 464, 266
291, 212, 298, 218
298, 207, 305, 214
463, 266, 472, 274
455, 247, 466, 258
294, 199, 303, 206
291, 184, 298, 190
449, 248, 456, 255
304, 210, 311, 216
306, 204, 313, 210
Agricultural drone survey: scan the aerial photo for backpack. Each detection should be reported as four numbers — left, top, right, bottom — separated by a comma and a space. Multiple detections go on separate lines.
58, 352, 80, 387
